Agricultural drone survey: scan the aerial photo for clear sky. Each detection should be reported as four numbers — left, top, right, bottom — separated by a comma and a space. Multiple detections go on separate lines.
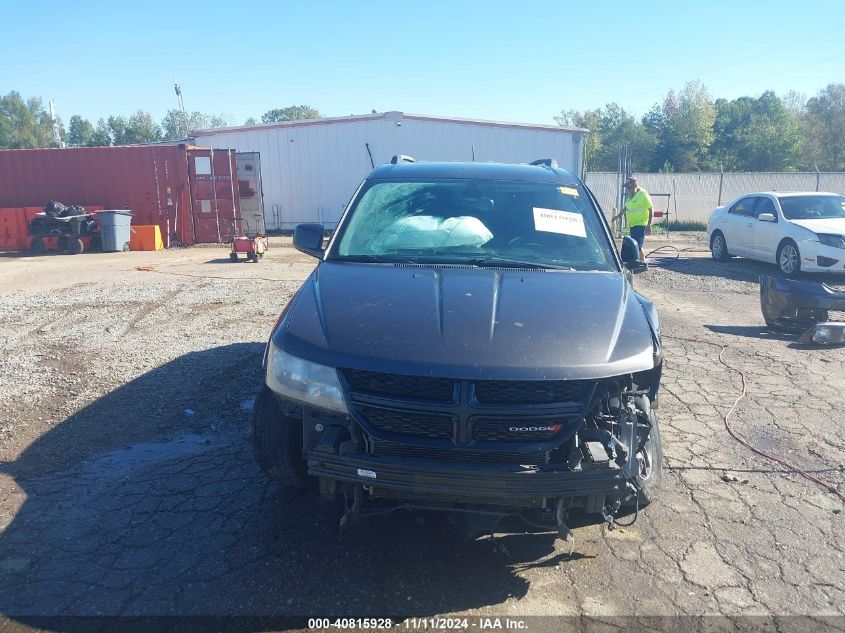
3, 0, 844, 127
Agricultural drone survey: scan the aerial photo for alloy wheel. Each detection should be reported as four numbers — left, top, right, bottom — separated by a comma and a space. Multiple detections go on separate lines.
712, 235, 725, 259
779, 243, 798, 275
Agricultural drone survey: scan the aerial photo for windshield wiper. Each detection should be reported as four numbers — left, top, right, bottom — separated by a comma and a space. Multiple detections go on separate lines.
333, 254, 424, 264
464, 256, 574, 271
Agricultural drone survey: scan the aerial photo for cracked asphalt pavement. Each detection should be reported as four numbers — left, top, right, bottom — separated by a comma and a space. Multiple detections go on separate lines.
0, 235, 842, 624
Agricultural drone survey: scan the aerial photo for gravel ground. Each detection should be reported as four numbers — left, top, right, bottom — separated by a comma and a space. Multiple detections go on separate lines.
0, 235, 842, 628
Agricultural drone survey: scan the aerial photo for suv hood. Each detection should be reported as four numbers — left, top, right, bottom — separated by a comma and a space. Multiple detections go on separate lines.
276, 262, 657, 380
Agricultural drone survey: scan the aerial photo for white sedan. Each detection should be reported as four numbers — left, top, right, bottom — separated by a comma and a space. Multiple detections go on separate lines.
707, 191, 845, 275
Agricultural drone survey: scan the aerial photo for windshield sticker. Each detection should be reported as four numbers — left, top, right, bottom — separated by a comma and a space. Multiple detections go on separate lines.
533, 207, 586, 237
558, 186, 579, 197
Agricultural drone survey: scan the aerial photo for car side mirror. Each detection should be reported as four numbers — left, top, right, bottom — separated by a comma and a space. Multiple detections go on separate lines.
758, 213, 776, 223
620, 236, 647, 274
293, 223, 325, 258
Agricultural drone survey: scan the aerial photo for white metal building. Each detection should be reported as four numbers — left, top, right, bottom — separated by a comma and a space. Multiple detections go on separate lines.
191, 111, 587, 230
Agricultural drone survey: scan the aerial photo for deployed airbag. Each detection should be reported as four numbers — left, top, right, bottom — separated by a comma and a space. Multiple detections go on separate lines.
374, 215, 493, 251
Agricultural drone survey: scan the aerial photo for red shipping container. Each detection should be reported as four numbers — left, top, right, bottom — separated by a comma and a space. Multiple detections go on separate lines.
0, 145, 241, 246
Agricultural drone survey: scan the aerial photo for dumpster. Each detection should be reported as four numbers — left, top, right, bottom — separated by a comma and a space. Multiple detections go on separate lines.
97, 210, 133, 252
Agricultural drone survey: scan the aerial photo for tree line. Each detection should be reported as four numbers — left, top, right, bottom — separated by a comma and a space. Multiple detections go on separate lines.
3, 82, 844, 172
558, 82, 845, 173
0, 94, 322, 149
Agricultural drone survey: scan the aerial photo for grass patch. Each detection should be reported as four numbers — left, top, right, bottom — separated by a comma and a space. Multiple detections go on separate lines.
653, 220, 708, 232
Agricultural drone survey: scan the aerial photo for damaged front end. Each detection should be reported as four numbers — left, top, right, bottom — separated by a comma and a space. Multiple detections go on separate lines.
760, 274, 845, 344
301, 365, 663, 537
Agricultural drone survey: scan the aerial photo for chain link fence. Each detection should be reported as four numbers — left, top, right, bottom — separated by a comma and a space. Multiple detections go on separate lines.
583, 171, 845, 224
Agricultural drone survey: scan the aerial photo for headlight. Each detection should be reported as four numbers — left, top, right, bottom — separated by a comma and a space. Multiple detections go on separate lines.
265, 344, 348, 414
816, 233, 845, 249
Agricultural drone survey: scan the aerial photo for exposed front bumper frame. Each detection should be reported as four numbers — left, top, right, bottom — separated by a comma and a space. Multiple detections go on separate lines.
307, 452, 627, 503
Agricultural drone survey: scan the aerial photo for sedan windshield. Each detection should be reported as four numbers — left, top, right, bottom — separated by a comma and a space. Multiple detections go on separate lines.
779, 194, 845, 220
330, 179, 616, 271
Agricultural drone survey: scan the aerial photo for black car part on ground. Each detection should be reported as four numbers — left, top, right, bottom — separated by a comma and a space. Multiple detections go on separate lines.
760, 274, 845, 342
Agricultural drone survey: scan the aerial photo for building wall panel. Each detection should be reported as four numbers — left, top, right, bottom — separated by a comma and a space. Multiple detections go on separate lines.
193, 113, 585, 229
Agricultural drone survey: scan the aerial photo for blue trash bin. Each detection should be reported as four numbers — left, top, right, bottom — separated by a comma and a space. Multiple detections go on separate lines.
97, 210, 133, 252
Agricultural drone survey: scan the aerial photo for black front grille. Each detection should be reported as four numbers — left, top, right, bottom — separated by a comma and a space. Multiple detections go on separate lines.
473, 380, 589, 405
357, 405, 455, 439
342, 368, 455, 402
372, 440, 548, 465
470, 417, 570, 442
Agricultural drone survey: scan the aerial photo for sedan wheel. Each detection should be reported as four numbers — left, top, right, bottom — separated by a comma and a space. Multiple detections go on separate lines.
777, 241, 800, 276
710, 232, 730, 262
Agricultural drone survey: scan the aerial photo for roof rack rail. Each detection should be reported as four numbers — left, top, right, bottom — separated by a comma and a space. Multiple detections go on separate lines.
390, 154, 416, 164
529, 158, 558, 168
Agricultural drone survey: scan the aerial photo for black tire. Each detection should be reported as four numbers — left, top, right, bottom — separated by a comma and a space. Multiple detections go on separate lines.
764, 319, 781, 331
67, 238, 84, 255
776, 239, 801, 277
29, 237, 45, 254
250, 252, 259, 263
631, 410, 663, 508
251, 385, 312, 488
229, 252, 238, 262
57, 236, 68, 252
710, 231, 731, 262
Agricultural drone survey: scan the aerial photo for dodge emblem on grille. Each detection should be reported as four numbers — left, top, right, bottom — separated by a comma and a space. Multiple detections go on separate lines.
508, 424, 562, 433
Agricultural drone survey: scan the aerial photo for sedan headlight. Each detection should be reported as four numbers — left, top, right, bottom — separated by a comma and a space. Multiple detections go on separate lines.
265, 344, 348, 414
816, 233, 845, 249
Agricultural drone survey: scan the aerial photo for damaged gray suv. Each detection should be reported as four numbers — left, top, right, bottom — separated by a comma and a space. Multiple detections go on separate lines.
252, 158, 663, 537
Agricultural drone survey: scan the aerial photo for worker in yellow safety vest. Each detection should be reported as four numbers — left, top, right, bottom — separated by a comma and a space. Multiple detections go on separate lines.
614, 176, 653, 261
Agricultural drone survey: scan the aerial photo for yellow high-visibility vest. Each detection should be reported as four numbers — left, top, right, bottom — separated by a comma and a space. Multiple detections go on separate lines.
625, 189, 653, 227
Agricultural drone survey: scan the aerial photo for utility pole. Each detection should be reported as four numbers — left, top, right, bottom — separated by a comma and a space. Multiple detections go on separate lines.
174, 78, 187, 138
49, 100, 64, 147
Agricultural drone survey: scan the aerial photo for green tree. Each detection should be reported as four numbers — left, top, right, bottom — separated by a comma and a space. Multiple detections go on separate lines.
556, 103, 657, 171
653, 82, 716, 171
106, 111, 161, 145
804, 83, 845, 170
91, 118, 112, 146
261, 105, 321, 123
782, 90, 807, 118
711, 92, 802, 170
244, 116, 258, 125
0, 91, 54, 148
161, 109, 229, 140
556, 109, 603, 170
106, 115, 128, 144
68, 115, 96, 147
125, 110, 161, 144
